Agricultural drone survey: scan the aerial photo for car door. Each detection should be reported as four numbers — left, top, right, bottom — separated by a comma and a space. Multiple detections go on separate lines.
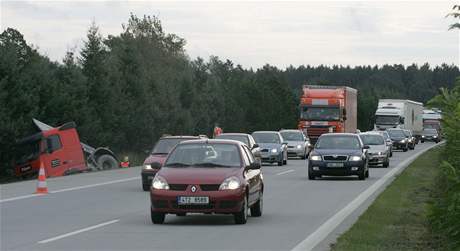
43, 134, 69, 176
242, 145, 261, 205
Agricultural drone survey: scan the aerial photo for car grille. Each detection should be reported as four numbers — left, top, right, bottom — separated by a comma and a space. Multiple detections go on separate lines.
288, 146, 295, 148
261, 149, 269, 152
200, 184, 220, 191
152, 200, 168, 208
219, 200, 238, 209
323, 155, 348, 161
171, 201, 215, 210
169, 184, 188, 191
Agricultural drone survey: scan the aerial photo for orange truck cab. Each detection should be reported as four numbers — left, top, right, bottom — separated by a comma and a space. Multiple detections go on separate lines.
298, 85, 357, 143
14, 119, 118, 178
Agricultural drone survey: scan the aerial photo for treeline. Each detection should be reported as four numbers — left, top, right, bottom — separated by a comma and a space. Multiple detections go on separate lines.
428, 78, 460, 249
1, 14, 459, 176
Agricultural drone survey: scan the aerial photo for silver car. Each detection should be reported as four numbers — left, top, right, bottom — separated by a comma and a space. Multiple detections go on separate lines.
359, 132, 390, 168
215, 133, 261, 164
279, 129, 311, 159
375, 130, 393, 157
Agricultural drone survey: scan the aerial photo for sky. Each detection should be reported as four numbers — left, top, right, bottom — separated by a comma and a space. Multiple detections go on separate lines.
1, 0, 459, 68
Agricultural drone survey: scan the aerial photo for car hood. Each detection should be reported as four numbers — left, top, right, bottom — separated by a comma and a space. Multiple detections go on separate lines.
143, 154, 168, 165
157, 167, 241, 184
285, 141, 304, 146
367, 145, 387, 153
313, 149, 362, 156
258, 143, 282, 149
390, 137, 406, 141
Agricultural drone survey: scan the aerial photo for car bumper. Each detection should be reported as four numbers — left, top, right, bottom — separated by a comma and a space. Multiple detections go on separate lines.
260, 152, 283, 163
392, 142, 407, 149
308, 160, 365, 176
368, 156, 386, 165
150, 188, 245, 214
287, 147, 305, 157
141, 169, 159, 185
422, 137, 438, 142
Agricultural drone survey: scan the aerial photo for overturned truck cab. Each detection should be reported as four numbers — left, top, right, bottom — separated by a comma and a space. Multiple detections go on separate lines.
14, 119, 119, 178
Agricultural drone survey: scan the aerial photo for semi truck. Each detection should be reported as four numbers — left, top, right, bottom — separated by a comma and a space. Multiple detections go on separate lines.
423, 109, 442, 138
374, 99, 424, 140
14, 119, 119, 178
298, 85, 357, 143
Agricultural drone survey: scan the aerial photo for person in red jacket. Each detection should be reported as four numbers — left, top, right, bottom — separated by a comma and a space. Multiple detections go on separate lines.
213, 123, 223, 138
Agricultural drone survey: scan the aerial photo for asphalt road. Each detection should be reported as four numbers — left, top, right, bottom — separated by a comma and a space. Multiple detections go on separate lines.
1, 142, 440, 251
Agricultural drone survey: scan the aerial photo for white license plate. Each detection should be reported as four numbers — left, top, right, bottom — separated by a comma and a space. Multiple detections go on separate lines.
177, 196, 209, 205
327, 162, 344, 168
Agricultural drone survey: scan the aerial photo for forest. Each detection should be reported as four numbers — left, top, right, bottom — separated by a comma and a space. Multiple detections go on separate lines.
1, 14, 459, 176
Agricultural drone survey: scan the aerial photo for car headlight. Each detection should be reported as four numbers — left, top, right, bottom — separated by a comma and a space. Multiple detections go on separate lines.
433, 135, 437, 138
143, 164, 152, 170
219, 176, 240, 190
271, 148, 278, 153
309, 155, 321, 161
350, 156, 362, 161
400, 139, 406, 143
297, 145, 302, 149
152, 176, 169, 190
422, 135, 425, 138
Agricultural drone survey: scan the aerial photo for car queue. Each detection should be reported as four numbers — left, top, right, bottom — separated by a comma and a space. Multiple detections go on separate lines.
142, 126, 424, 224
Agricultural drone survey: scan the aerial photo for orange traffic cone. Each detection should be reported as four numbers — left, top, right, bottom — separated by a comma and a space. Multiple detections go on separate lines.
35, 163, 48, 194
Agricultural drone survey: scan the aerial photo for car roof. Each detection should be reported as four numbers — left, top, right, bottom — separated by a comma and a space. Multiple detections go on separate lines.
217, 133, 250, 137
320, 133, 358, 137
160, 135, 200, 139
279, 129, 301, 132
178, 138, 245, 146
252, 131, 280, 134
359, 132, 383, 136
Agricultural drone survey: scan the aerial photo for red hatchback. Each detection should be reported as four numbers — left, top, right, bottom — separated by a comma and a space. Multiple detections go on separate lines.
150, 139, 264, 224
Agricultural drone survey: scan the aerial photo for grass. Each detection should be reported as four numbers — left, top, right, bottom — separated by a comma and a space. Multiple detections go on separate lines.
331, 146, 445, 251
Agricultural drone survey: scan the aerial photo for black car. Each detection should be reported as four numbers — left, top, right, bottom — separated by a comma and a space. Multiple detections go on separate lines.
308, 133, 369, 180
387, 129, 409, 152
421, 128, 440, 143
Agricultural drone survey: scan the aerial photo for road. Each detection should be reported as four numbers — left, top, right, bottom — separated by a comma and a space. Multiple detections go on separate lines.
1, 142, 440, 251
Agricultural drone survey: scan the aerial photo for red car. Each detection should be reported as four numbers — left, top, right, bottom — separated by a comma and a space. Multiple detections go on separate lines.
149, 139, 264, 224
141, 136, 199, 191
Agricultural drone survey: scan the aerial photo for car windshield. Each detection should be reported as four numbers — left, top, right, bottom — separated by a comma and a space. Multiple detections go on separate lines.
164, 143, 241, 167
316, 136, 361, 150
280, 131, 304, 141
423, 129, 437, 135
300, 106, 340, 121
375, 115, 399, 125
387, 130, 405, 137
152, 138, 192, 154
378, 132, 389, 140
15, 140, 41, 164
215, 135, 249, 146
252, 132, 281, 144
360, 135, 384, 145
403, 131, 411, 137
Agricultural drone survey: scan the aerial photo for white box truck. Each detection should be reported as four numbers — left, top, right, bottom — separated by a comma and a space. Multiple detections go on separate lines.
374, 99, 424, 139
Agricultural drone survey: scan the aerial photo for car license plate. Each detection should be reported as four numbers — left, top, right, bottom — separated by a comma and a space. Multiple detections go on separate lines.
327, 162, 344, 168
177, 196, 209, 205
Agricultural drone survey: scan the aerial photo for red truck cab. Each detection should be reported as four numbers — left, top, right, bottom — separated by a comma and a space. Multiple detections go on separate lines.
298, 85, 357, 143
15, 122, 86, 177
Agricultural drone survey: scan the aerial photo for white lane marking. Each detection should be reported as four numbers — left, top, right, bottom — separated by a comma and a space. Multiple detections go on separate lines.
38, 219, 119, 244
291, 143, 442, 251
276, 169, 295, 176
0, 177, 139, 203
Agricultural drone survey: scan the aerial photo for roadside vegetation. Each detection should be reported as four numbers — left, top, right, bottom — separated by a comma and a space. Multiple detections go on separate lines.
331, 146, 445, 251
1, 13, 458, 180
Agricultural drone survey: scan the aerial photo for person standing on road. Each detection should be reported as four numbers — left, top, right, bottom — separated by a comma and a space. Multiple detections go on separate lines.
213, 123, 223, 138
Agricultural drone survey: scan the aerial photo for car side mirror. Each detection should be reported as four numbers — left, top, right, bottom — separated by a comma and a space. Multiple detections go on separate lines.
282, 142, 288, 145
247, 162, 261, 170
363, 145, 370, 149
252, 143, 259, 149
151, 162, 162, 169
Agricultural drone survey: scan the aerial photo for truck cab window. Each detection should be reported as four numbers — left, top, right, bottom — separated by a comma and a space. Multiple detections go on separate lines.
47, 135, 62, 153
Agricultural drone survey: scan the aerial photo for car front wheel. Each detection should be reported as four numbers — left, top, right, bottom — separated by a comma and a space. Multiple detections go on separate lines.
250, 192, 263, 217
234, 196, 248, 224
151, 211, 165, 224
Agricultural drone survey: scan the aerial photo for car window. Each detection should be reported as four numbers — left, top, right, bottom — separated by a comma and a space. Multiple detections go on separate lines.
164, 143, 241, 167
387, 130, 405, 137
243, 145, 255, 164
316, 136, 361, 150
47, 135, 62, 152
252, 132, 281, 144
280, 131, 304, 141
216, 134, 250, 146
360, 135, 384, 145
152, 138, 191, 154
240, 146, 250, 166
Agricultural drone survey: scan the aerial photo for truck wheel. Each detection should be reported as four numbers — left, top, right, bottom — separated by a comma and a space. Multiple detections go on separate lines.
97, 155, 119, 170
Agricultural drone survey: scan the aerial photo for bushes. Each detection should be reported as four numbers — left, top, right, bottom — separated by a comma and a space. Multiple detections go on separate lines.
429, 78, 460, 249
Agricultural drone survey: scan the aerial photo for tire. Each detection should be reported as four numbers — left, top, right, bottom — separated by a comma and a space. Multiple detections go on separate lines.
365, 169, 369, 178
308, 170, 316, 180
250, 192, 263, 217
421, 140, 424, 143
358, 167, 365, 180
277, 160, 283, 166
97, 155, 119, 170
234, 196, 248, 224
283, 152, 287, 165
403, 147, 408, 152
151, 210, 165, 224
142, 183, 150, 191
383, 158, 389, 168
390, 150, 393, 157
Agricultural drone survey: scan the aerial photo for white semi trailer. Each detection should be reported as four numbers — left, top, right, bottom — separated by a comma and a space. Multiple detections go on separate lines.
374, 99, 424, 140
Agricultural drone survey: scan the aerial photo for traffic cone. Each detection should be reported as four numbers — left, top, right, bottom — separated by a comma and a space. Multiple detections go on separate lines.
35, 163, 48, 194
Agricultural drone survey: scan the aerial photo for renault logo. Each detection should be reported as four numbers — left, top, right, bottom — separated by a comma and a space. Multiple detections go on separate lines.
191, 185, 197, 193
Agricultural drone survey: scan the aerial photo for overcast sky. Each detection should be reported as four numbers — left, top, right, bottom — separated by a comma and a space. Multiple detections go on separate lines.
1, 0, 459, 68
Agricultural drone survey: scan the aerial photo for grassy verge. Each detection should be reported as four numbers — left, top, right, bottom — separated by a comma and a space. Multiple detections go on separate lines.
331, 146, 445, 251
